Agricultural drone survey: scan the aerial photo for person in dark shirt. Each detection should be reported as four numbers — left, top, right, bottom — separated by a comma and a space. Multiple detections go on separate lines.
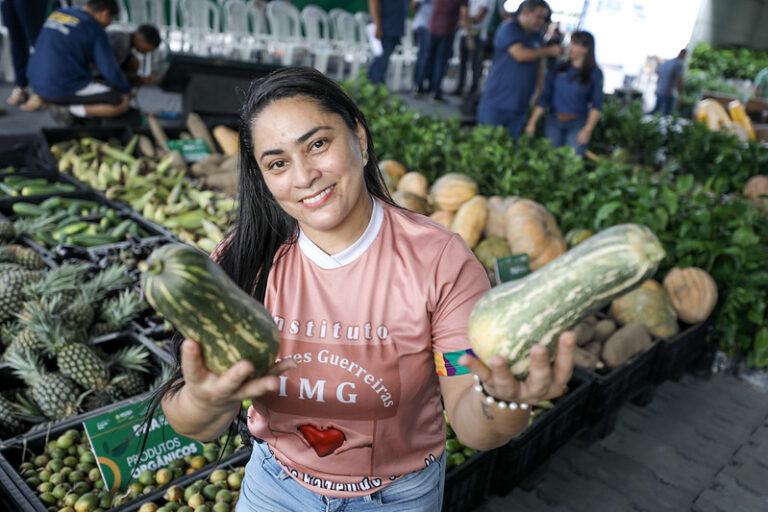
1, 0, 61, 111
476, 0, 561, 138
27, 0, 132, 125
650, 49, 686, 116
524, 30, 603, 156
106, 23, 161, 85
367, 0, 409, 85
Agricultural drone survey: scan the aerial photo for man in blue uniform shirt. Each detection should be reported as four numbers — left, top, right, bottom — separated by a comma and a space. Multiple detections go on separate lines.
476, 0, 562, 138
367, 0, 409, 85
27, 0, 132, 125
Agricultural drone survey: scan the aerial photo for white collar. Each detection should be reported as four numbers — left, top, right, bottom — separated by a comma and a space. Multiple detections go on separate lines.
297, 197, 383, 269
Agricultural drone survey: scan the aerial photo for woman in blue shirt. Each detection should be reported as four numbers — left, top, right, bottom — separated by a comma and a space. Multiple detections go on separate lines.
524, 30, 603, 156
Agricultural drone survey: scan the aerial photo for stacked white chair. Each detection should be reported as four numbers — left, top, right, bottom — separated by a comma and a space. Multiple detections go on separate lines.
221, 0, 268, 61
178, 0, 222, 56
328, 8, 370, 79
265, 1, 309, 66
388, 18, 418, 91
300, 5, 344, 78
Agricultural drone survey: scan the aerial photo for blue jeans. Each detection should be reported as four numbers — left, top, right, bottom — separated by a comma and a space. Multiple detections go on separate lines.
545, 115, 588, 156
455, 35, 484, 94
236, 440, 446, 511
476, 101, 528, 139
412, 26, 431, 91
367, 36, 400, 85
651, 94, 675, 115
424, 33, 454, 99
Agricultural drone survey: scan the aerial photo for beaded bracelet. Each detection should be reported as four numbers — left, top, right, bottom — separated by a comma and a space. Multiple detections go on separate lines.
472, 374, 529, 411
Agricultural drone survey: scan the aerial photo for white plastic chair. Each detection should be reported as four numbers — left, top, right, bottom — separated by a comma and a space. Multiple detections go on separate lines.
328, 9, 369, 79
300, 5, 344, 77
388, 18, 418, 91
222, 0, 267, 61
0, 9, 14, 83
265, 1, 309, 66
177, 0, 224, 56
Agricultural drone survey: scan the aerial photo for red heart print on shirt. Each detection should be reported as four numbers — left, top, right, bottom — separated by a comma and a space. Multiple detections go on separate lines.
298, 425, 346, 457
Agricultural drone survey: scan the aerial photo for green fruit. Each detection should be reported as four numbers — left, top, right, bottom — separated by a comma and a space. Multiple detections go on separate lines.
449, 452, 466, 467
80, 452, 95, 464
74, 492, 99, 512
164, 484, 185, 502
202, 483, 218, 501
39, 491, 57, 505
462, 447, 477, 458
468, 224, 665, 378
187, 492, 205, 508
209, 469, 227, 484
445, 438, 460, 453
156, 467, 173, 485
140, 244, 281, 376
215, 489, 232, 503
226, 472, 241, 490
212, 504, 229, 512
139, 469, 156, 485
57, 435, 74, 449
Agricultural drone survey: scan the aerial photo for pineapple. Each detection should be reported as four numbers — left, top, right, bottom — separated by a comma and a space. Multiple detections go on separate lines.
24, 263, 88, 306
61, 263, 132, 331
0, 244, 46, 270
7, 296, 63, 358
0, 269, 44, 321
3, 328, 45, 359
113, 371, 147, 398
89, 289, 143, 337
0, 321, 21, 348
0, 394, 28, 437
56, 342, 111, 390
108, 344, 152, 398
0, 215, 56, 242
5, 350, 84, 420
0, 262, 24, 275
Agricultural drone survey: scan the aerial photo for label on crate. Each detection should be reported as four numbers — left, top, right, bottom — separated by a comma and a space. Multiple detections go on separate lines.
494, 254, 530, 283
165, 138, 211, 162
83, 399, 204, 493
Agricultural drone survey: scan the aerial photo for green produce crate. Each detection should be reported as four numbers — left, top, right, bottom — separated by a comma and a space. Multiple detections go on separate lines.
443, 447, 498, 512
490, 372, 592, 496
0, 333, 168, 445
652, 316, 714, 385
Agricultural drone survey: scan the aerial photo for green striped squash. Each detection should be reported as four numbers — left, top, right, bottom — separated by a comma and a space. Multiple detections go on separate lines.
140, 244, 280, 376
468, 224, 665, 378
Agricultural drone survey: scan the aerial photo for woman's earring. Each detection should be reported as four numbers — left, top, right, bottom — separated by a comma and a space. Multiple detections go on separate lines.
362, 148, 368, 166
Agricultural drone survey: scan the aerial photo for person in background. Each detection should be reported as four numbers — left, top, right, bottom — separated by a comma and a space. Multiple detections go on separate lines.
106, 23, 161, 85
420, 0, 473, 102
27, 0, 132, 125
543, 20, 562, 71
1, 0, 61, 111
155, 65, 576, 511
451, 0, 494, 96
476, 0, 561, 138
411, 0, 433, 94
650, 48, 687, 116
524, 30, 603, 156
753, 65, 768, 99
367, 0, 409, 86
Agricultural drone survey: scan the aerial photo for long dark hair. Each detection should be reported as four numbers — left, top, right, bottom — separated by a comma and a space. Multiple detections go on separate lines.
559, 30, 597, 85
145, 67, 395, 443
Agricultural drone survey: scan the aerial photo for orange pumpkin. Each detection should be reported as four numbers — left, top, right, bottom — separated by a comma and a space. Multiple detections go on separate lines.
396, 172, 429, 198
744, 175, 768, 213
485, 196, 519, 238
379, 159, 407, 186
504, 199, 566, 270
429, 173, 478, 212
429, 210, 455, 229
451, 196, 488, 249
662, 267, 718, 324
610, 279, 680, 339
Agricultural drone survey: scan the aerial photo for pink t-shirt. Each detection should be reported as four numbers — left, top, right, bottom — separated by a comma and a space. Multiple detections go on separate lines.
246, 198, 490, 497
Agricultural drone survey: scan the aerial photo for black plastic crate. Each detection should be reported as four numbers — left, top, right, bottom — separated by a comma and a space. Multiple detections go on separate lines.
0, 173, 90, 209
0, 333, 168, 444
0, 191, 170, 251
0, 134, 56, 178
652, 317, 713, 385
131, 332, 175, 366
490, 372, 592, 496
0, 409, 249, 512
32, 127, 134, 173
577, 340, 660, 429
443, 448, 497, 512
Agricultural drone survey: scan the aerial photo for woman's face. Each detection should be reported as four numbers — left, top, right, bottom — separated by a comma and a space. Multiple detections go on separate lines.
568, 41, 587, 61
251, 96, 370, 251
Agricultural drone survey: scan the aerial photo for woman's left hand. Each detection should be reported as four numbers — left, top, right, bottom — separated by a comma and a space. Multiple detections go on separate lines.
457, 331, 576, 405
577, 128, 592, 146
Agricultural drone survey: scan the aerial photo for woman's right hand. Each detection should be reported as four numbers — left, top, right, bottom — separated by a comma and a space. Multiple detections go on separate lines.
524, 122, 536, 135
180, 338, 298, 413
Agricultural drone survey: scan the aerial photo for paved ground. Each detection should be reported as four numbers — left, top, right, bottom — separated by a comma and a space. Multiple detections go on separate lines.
2, 80, 767, 511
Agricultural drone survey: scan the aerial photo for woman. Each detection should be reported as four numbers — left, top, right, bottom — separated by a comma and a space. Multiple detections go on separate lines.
157, 67, 575, 511
525, 30, 603, 155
